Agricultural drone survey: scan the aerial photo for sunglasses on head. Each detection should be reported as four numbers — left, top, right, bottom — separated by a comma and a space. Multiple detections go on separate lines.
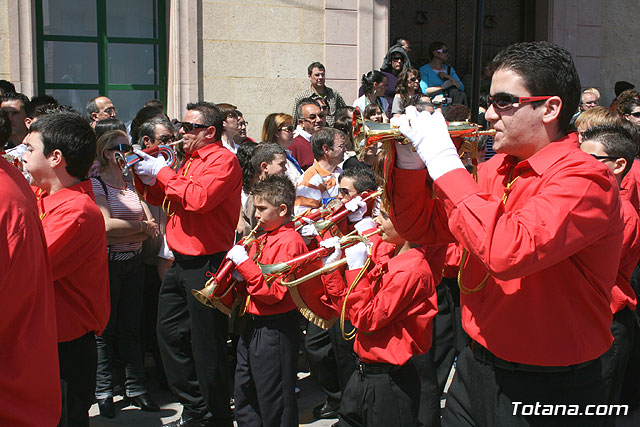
107, 143, 131, 152
180, 121, 209, 132
488, 93, 552, 111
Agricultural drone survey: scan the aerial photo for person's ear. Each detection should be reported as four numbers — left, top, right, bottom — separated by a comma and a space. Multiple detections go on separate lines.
260, 161, 269, 174
25, 117, 32, 129
541, 96, 562, 125
204, 125, 217, 140
49, 149, 64, 168
278, 203, 288, 218
142, 135, 152, 148
613, 157, 627, 177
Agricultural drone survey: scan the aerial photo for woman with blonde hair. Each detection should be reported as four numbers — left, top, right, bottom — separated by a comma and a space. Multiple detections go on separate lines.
91, 130, 160, 417
262, 112, 302, 184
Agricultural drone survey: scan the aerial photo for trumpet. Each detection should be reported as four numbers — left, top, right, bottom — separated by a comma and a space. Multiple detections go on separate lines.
191, 222, 262, 312
311, 189, 382, 237
352, 108, 408, 160
114, 140, 181, 174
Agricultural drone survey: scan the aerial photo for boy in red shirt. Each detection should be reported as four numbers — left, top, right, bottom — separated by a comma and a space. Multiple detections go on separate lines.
22, 111, 110, 427
225, 174, 309, 427
320, 211, 439, 426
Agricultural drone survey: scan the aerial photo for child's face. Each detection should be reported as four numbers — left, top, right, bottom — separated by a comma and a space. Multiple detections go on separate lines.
337, 176, 358, 203
261, 154, 287, 178
22, 130, 53, 188
375, 211, 404, 245
254, 195, 288, 231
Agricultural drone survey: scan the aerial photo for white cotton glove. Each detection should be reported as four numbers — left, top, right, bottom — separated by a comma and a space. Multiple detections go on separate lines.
232, 269, 245, 282
396, 107, 465, 180
345, 242, 368, 270
441, 79, 455, 90
299, 217, 319, 238
320, 236, 342, 266
227, 245, 249, 266
354, 217, 377, 235
390, 108, 425, 170
432, 94, 445, 104
345, 196, 367, 222
132, 149, 168, 186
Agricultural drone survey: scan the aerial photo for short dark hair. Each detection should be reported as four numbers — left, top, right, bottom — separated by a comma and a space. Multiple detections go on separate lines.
27, 94, 59, 117
144, 99, 164, 110
236, 141, 258, 193
251, 173, 296, 217
1, 92, 29, 112
186, 101, 223, 138
137, 117, 175, 146
581, 125, 636, 177
623, 99, 640, 116
296, 98, 320, 121
360, 70, 385, 96
216, 103, 239, 120
621, 119, 640, 156
339, 167, 377, 193
311, 127, 344, 160
428, 41, 446, 60
29, 111, 96, 180
33, 103, 76, 120
0, 80, 16, 95
308, 62, 325, 75
95, 118, 127, 140
492, 41, 581, 133
250, 142, 286, 173
130, 105, 165, 142
0, 109, 11, 145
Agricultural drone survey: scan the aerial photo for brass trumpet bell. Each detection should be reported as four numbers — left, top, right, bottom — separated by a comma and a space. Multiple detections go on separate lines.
192, 278, 217, 309
352, 107, 409, 160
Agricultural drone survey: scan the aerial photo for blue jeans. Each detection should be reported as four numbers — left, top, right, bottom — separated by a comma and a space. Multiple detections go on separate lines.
95, 256, 147, 398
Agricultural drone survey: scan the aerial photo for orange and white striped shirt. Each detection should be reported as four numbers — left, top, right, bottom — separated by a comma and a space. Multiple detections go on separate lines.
294, 160, 342, 216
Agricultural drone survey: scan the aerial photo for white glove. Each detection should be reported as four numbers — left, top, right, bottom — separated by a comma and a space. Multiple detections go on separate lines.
396, 108, 465, 180
227, 245, 249, 266
345, 242, 368, 270
345, 196, 367, 222
232, 269, 245, 282
432, 94, 445, 104
441, 79, 455, 90
299, 217, 319, 238
354, 217, 377, 235
132, 149, 168, 186
391, 109, 425, 170
319, 236, 342, 266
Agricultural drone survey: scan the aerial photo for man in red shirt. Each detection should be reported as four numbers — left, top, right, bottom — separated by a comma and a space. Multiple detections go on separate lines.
133, 101, 242, 427
389, 41, 625, 425
0, 153, 61, 426
22, 111, 110, 427
580, 125, 640, 405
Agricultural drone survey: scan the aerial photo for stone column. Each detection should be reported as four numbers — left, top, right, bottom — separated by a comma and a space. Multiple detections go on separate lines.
7, 0, 35, 96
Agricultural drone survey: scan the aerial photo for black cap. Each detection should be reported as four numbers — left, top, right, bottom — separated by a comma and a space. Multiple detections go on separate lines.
615, 81, 635, 97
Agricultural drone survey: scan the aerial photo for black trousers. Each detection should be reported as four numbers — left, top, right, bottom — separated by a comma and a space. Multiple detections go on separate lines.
305, 322, 341, 403
329, 320, 358, 394
156, 252, 233, 423
600, 308, 635, 404
432, 278, 458, 395
337, 359, 421, 427
234, 311, 300, 427
442, 345, 612, 427
58, 333, 97, 427
411, 349, 441, 427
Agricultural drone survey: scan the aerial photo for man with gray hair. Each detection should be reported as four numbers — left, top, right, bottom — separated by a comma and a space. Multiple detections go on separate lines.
86, 96, 117, 127
137, 117, 177, 148
289, 98, 326, 170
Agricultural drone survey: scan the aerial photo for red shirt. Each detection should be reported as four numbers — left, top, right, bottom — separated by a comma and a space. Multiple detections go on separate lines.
323, 235, 438, 365
36, 181, 110, 342
0, 159, 61, 426
139, 141, 242, 256
235, 223, 304, 316
612, 190, 640, 313
289, 135, 314, 170
622, 159, 640, 213
390, 133, 624, 366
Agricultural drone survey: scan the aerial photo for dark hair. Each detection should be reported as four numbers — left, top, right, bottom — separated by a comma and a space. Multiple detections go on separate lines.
581, 125, 636, 177
1, 92, 30, 112
623, 99, 640, 116
444, 104, 471, 122
186, 101, 223, 138
250, 142, 286, 174
130, 106, 165, 143
615, 89, 640, 117
251, 173, 296, 217
27, 94, 59, 118
363, 103, 383, 121
339, 167, 377, 193
215, 103, 239, 120
0, 80, 16, 95
428, 41, 446, 60
334, 107, 354, 122
137, 117, 175, 147
144, 99, 164, 110
236, 141, 258, 193
94, 118, 126, 140
332, 115, 353, 150
492, 41, 581, 133
33, 103, 75, 119
394, 37, 408, 46
311, 127, 344, 159
621, 119, 640, 156
236, 109, 243, 118
361, 70, 386, 96
0, 109, 11, 145
296, 98, 320, 122
85, 96, 102, 118
308, 62, 325, 75
29, 111, 96, 180
395, 68, 420, 104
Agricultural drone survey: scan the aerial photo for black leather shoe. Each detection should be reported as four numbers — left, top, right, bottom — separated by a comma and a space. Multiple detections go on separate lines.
162, 414, 205, 427
313, 399, 339, 419
97, 396, 116, 418
127, 393, 160, 412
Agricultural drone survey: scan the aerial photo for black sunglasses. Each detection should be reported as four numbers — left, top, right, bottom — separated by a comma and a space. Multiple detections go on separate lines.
338, 187, 354, 196
279, 125, 294, 132
156, 134, 177, 143
488, 93, 552, 111
301, 113, 327, 121
180, 121, 209, 132
629, 111, 640, 118
107, 143, 131, 152
590, 154, 619, 161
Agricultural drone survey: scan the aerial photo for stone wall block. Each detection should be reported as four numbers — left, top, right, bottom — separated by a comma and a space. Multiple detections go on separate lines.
575, 25, 601, 57
202, 3, 229, 40
301, 7, 324, 44
229, 5, 300, 42
326, 45, 358, 81
574, 56, 601, 88
202, 40, 266, 78
266, 43, 323, 79
326, 0, 357, 10
326, 79, 358, 105
325, 10, 357, 45
202, 77, 232, 103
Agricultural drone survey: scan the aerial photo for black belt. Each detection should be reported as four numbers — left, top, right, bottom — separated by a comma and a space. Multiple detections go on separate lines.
470, 340, 596, 373
356, 359, 402, 376
247, 310, 297, 323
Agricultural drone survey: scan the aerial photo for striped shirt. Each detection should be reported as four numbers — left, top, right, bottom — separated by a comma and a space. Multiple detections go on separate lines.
91, 177, 144, 254
294, 160, 342, 216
